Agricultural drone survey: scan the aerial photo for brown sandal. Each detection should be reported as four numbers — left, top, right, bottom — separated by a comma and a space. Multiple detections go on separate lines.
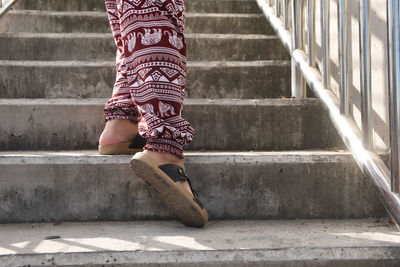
130, 152, 208, 228
98, 135, 147, 155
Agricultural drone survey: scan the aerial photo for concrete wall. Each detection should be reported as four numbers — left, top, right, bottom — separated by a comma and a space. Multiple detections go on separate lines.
312, 0, 389, 153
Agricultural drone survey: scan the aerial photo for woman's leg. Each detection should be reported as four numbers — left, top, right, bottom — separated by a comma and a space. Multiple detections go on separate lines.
103, 0, 206, 226
100, 0, 140, 147
118, 0, 194, 160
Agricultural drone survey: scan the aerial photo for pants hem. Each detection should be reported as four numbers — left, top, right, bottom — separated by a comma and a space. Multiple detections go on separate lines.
144, 139, 184, 159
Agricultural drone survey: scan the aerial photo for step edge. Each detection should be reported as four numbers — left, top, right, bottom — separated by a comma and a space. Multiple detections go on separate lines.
3, 246, 400, 266
6, 10, 265, 17
0, 98, 319, 106
0, 60, 291, 67
0, 32, 279, 39
0, 150, 353, 165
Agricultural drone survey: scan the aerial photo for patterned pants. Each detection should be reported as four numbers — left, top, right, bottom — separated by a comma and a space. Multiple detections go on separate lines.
104, 0, 193, 158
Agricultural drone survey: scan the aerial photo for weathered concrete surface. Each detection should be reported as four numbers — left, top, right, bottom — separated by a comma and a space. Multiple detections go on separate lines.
0, 219, 398, 266
0, 151, 385, 222
13, 0, 262, 14
0, 98, 344, 151
0, 60, 291, 99
0, 11, 274, 34
0, 33, 289, 61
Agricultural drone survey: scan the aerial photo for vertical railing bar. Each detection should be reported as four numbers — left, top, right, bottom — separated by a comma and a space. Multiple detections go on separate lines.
387, 0, 400, 193
291, 0, 299, 51
307, 0, 315, 66
321, 0, 331, 89
283, 0, 288, 28
275, 0, 280, 16
301, 0, 306, 49
291, 0, 306, 98
338, 0, 349, 115
359, 0, 372, 150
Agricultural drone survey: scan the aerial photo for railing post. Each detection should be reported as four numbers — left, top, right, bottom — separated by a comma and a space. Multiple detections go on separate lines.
291, 0, 306, 98
283, 0, 289, 29
359, 0, 372, 150
338, 0, 349, 115
387, 0, 400, 193
321, 0, 330, 89
275, 0, 280, 16
307, 0, 315, 66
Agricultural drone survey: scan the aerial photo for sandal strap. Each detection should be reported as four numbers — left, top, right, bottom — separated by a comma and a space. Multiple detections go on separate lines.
158, 164, 204, 208
159, 164, 188, 182
128, 135, 147, 149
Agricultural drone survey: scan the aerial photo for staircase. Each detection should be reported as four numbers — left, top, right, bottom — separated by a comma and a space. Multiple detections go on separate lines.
0, 0, 399, 266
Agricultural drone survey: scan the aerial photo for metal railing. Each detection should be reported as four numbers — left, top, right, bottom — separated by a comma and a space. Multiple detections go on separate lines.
0, 0, 18, 19
258, 0, 400, 226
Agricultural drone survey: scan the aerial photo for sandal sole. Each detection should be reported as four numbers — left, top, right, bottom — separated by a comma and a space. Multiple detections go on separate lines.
130, 152, 209, 228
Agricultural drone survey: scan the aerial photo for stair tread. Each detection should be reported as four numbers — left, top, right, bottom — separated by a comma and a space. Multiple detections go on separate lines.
7, 10, 264, 17
0, 149, 351, 164
0, 32, 279, 39
0, 97, 316, 106
0, 59, 290, 66
0, 219, 398, 265
12, 0, 262, 14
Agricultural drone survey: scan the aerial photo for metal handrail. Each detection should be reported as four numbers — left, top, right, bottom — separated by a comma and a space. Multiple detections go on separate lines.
0, 0, 18, 20
257, 0, 400, 227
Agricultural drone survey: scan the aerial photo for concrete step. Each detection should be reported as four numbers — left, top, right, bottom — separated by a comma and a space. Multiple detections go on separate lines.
2, 219, 399, 267
13, 0, 262, 14
0, 11, 273, 34
2, 219, 398, 266
0, 33, 289, 61
0, 60, 291, 99
0, 150, 384, 222
4, 217, 400, 267
0, 98, 344, 151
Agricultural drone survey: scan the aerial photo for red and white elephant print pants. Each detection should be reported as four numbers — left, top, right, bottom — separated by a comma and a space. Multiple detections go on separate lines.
104, 0, 193, 158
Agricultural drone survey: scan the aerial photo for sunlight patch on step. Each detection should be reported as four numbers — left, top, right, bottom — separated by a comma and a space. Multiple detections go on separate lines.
5, 238, 154, 254
334, 232, 400, 244
10, 241, 31, 249
152, 236, 214, 250
2, 236, 213, 254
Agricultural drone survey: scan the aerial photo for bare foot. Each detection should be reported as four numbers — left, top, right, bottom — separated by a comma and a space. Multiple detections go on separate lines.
144, 150, 193, 195
99, 119, 139, 146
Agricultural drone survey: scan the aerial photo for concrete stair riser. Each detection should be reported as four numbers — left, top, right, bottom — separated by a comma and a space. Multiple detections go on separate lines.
0, 33, 289, 61
0, 61, 291, 99
0, 99, 344, 151
13, 0, 262, 14
0, 152, 385, 223
0, 11, 274, 34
